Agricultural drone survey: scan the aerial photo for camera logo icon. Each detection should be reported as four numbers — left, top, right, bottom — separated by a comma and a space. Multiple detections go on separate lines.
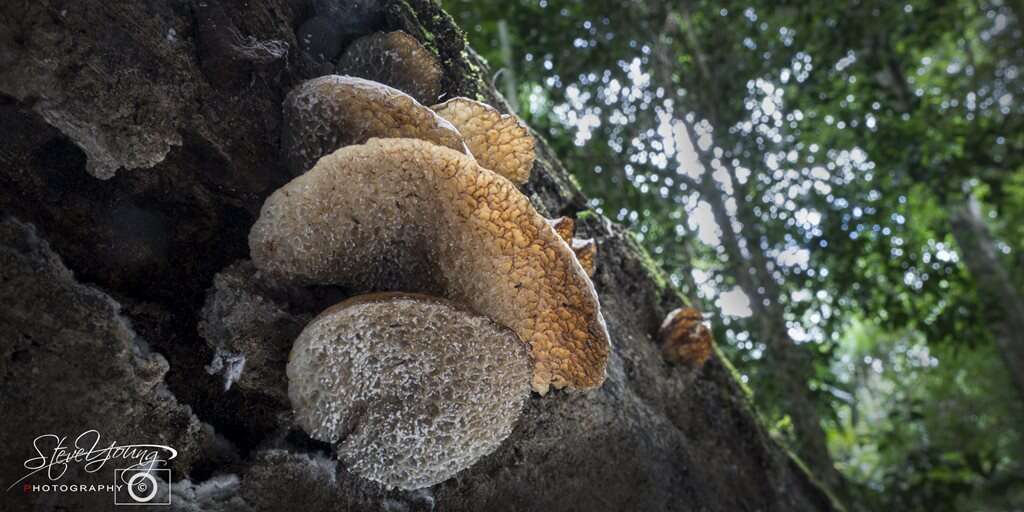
114, 468, 171, 506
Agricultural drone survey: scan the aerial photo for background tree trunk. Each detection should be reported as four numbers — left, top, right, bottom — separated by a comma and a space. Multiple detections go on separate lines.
657, 8, 847, 498
0, 1, 838, 510
950, 197, 1024, 404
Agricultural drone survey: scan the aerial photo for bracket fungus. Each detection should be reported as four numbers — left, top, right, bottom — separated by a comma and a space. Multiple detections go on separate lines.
658, 307, 714, 369
547, 216, 576, 242
287, 293, 531, 489
572, 238, 598, 277
547, 216, 598, 277
251, 137, 609, 394
336, 31, 443, 105
432, 97, 536, 185
281, 75, 467, 175
258, 78, 609, 489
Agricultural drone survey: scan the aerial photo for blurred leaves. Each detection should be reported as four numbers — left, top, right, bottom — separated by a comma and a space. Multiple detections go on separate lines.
446, 0, 1024, 509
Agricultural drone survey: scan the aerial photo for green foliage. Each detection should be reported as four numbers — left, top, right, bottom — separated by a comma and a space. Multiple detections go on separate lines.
446, 0, 1024, 509
830, 321, 1024, 510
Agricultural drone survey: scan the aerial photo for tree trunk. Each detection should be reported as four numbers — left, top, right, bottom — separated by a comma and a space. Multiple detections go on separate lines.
666, 86, 846, 501
652, 7, 845, 497
698, 163, 847, 499
0, 1, 836, 510
950, 197, 1024, 403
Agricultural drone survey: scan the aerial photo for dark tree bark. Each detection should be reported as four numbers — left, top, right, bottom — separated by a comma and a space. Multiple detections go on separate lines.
0, 1, 837, 510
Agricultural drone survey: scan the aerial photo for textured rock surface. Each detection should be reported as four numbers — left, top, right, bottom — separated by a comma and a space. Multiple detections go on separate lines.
289, 293, 531, 489
297, 16, 346, 64
197, 259, 354, 441
0, 0, 836, 510
281, 75, 466, 175
337, 31, 443, 105
200, 262, 338, 392
433, 97, 536, 184
251, 138, 611, 394
0, 217, 213, 510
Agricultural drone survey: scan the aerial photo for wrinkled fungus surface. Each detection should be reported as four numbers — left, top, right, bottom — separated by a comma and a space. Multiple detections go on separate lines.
281, 75, 466, 175
545, 217, 596, 276
251, 138, 609, 393
432, 97, 536, 184
287, 293, 531, 489
572, 238, 597, 277
547, 216, 576, 242
336, 31, 443, 105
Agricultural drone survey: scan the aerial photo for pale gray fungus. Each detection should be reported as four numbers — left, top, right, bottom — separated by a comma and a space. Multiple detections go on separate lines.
206, 348, 246, 391
287, 293, 532, 490
168, 474, 249, 512
280, 75, 466, 175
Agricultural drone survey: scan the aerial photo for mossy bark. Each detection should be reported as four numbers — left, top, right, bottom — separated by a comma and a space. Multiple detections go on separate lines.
0, 0, 837, 510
